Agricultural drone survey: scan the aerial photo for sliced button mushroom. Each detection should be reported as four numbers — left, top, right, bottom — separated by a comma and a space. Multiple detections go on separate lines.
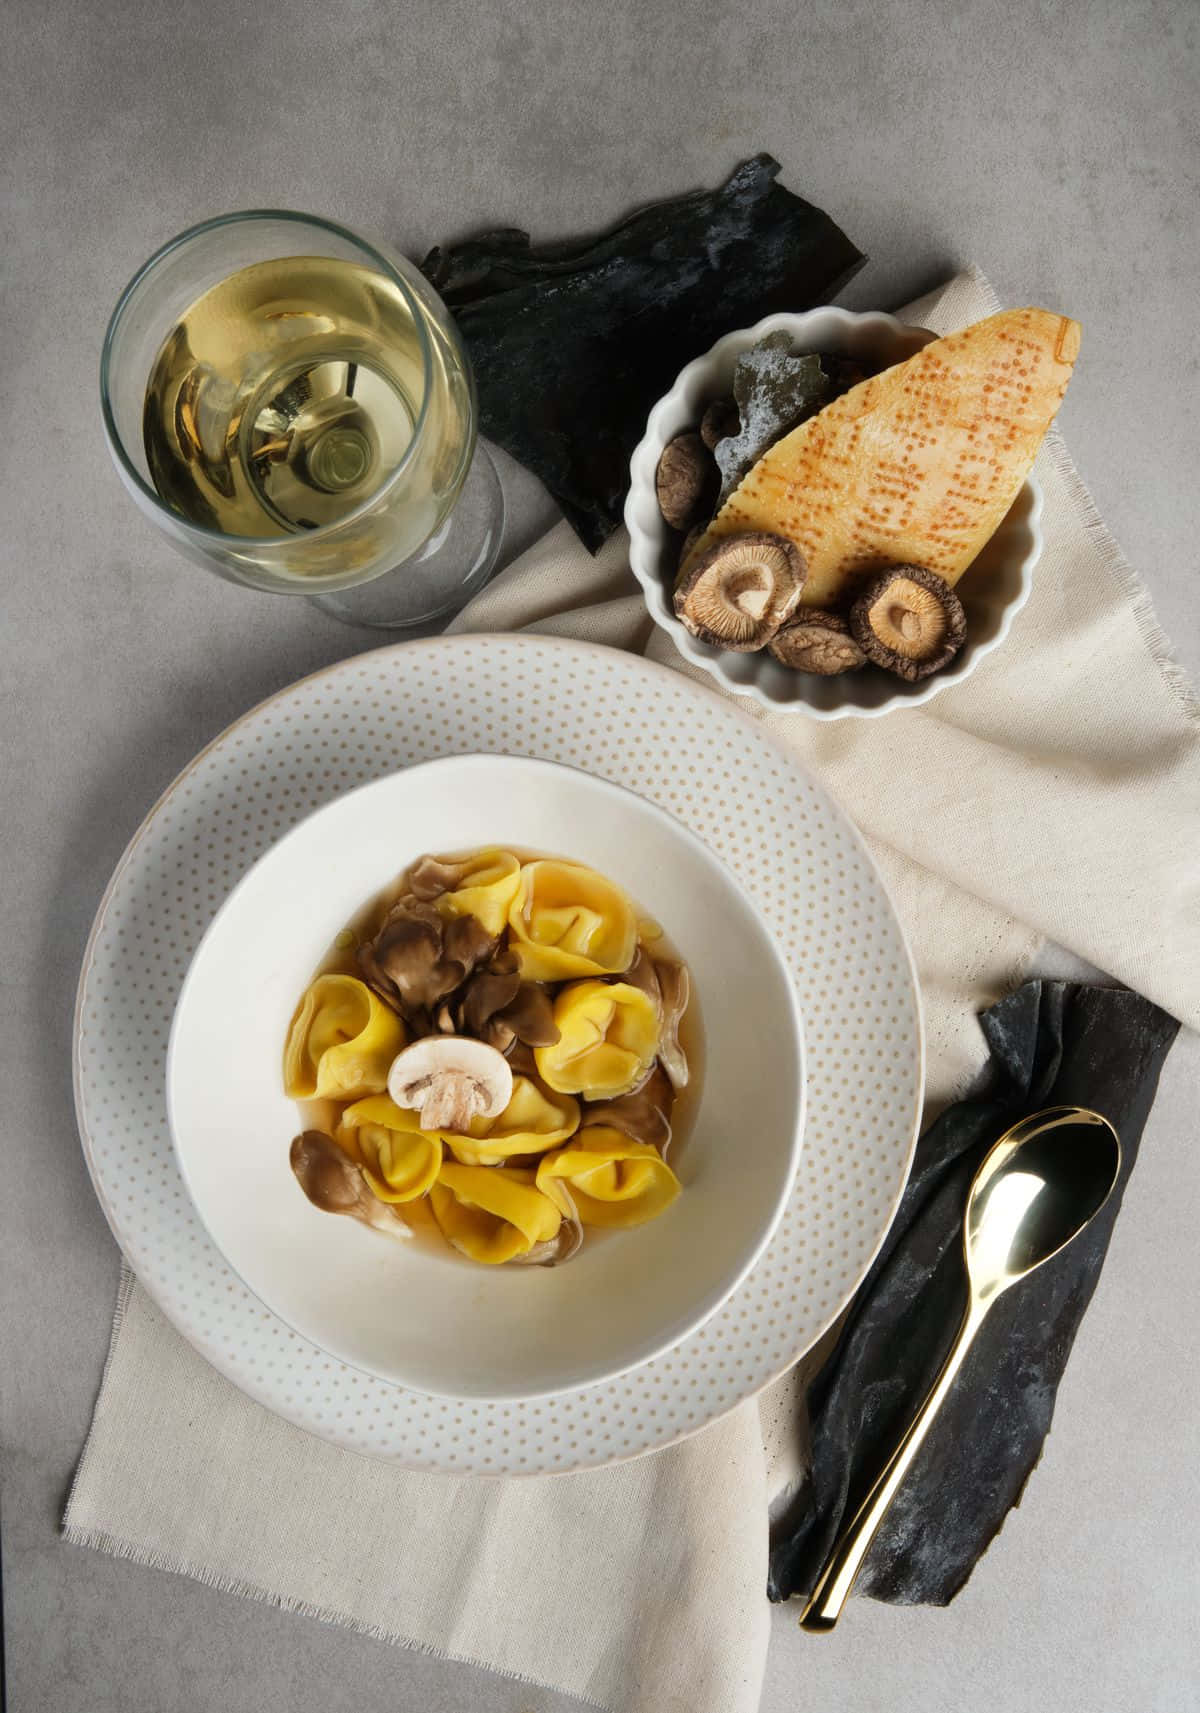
387, 1036, 513, 1133
290, 1131, 412, 1239
849, 563, 967, 681
655, 432, 716, 532
674, 532, 806, 651
768, 610, 867, 675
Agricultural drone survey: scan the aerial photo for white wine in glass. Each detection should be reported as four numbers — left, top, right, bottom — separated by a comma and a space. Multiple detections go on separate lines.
103, 213, 504, 628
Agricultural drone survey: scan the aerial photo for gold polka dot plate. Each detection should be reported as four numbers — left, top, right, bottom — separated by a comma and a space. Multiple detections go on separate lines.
73, 634, 923, 1474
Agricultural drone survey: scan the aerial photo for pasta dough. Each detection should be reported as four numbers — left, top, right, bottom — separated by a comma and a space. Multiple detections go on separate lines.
440, 1075, 580, 1167
507, 860, 638, 981
283, 974, 406, 1101
339, 1095, 443, 1202
431, 1162, 564, 1264
535, 980, 659, 1100
537, 1129, 682, 1228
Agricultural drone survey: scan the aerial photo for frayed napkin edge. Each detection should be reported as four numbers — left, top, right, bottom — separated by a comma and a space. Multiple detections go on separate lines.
1039, 424, 1200, 727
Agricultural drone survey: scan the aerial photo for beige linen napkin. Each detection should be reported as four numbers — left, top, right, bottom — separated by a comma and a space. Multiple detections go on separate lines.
65, 269, 1200, 1713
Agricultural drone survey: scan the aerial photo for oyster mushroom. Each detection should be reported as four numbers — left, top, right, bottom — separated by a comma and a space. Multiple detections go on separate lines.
674, 532, 805, 651
358, 897, 497, 1014
616, 949, 689, 1090
505, 1042, 540, 1078
290, 1130, 412, 1239
583, 1064, 674, 1153
619, 943, 661, 1006
655, 431, 716, 532
510, 1186, 584, 1267
655, 959, 690, 1090
387, 1036, 513, 1133
457, 958, 560, 1056
405, 853, 465, 901
849, 564, 967, 682
768, 610, 867, 675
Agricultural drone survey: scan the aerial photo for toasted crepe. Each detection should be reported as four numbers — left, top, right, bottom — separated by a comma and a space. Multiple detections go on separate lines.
685, 308, 1080, 608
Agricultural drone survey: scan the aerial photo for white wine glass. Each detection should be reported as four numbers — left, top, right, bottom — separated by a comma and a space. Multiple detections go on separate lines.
101, 210, 504, 628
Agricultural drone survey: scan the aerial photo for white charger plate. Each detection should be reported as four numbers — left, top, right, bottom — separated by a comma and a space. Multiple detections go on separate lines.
73, 634, 923, 1475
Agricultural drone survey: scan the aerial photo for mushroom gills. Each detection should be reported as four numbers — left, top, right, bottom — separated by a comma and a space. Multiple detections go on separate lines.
289, 1130, 412, 1239
673, 532, 806, 651
849, 563, 967, 681
387, 1036, 514, 1132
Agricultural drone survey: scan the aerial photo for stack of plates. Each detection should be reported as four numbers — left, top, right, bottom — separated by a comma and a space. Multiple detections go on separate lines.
74, 635, 922, 1477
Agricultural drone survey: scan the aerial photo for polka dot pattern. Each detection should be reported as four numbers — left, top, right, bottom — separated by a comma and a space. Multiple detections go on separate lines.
73, 635, 923, 1475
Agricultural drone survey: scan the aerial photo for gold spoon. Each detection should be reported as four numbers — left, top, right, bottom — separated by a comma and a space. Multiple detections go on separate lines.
800, 1104, 1121, 1632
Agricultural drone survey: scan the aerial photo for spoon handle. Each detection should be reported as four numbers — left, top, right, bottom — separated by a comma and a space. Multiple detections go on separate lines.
799, 1298, 989, 1632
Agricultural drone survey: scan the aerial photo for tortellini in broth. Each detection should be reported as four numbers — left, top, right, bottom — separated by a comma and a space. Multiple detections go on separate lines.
283, 974, 407, 1102
440, 1075, 580, 1168
431, 1163, 565, 1265
339, 1095, 443, 1202
507, 860, 638, 981
537, 1128, 682, 1229
285, 848, 694, 1266
534, 981, 659, 1101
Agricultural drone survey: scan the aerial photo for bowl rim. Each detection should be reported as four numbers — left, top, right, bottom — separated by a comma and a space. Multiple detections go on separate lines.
624, 305, 1043, 720
164, 749, 808, 1401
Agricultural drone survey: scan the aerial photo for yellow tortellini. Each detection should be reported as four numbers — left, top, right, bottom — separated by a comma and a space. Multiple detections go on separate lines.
507, 860, 638, 981
537, 1128, 682, 1228
283, 974, 406, 1101
535, 980, 659, 1100
430, 848, 522, 937
430, 1162, 563, 1264
339, 1095, 442, 1202
441, 1075, 580, 1167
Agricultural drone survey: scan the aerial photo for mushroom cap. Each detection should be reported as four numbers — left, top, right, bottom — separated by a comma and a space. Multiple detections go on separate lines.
700, 396, 739, 451
849, 563, 967, 681
387, 1035, 514, 1133
673, 531, 806, 651
655, 431, 716, 532
768, 610, 867, 675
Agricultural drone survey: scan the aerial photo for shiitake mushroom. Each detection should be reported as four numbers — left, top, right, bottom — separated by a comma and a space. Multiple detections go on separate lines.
768, 610, 866, 675
673, 531, 806, 650
654, 432, 716, 532
849, 564, 967, 681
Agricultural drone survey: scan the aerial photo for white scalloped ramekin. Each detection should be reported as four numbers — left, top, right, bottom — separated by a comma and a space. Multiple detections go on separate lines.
625, 308, 1042, 719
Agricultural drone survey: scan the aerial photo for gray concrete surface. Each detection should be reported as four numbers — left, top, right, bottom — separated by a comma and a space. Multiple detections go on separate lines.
3, 0, 1197, 1708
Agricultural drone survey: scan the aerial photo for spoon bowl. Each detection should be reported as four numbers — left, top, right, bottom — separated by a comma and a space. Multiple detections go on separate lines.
965, 1107, 1123, 1300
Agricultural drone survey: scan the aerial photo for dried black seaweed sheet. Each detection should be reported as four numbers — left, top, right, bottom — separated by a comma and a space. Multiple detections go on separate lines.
768, 981, 1179, 1607
420, 155, 865, 552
